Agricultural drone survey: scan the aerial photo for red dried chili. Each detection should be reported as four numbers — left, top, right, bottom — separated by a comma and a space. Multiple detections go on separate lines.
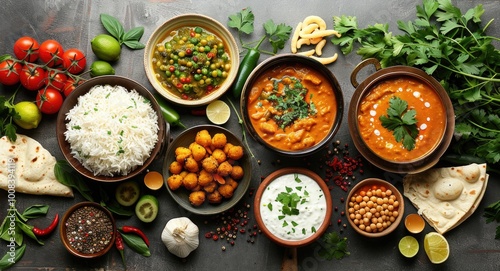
119, 226, 150, 247
32, 213, 59, 237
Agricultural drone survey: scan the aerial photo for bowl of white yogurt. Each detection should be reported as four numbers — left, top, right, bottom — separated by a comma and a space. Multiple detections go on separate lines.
254, 168, 333, 247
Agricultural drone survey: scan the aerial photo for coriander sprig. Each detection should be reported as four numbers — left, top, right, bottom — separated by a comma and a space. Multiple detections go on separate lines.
379, 97, 418, 151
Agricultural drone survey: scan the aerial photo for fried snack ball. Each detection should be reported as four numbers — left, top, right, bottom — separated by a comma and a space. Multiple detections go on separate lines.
211, 148, 227, 164
169, 161, 183, 174
195, 129, 212, 148
201, 156, 219, 173
227, 145, 244, 160
203, 181, 218, 193
226, 177, 239, 189
230, 165, 244, 180
218, 183, 235, 198
189, 142, 207, 162
211, 133, 227, 149
198, 169, 214, 186
182, 172, 198, 190
179, 170, 189, 178
167, 174, 183, 190
207, 190, 222, 204
223, 143, 234, 154
184, 157, 200, 173
217, 161, 233, 177
189, 191, 206, 206
175, 147, 192, 163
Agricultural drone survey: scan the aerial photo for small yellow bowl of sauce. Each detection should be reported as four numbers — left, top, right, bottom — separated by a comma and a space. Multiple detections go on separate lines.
405, 213, 425, 234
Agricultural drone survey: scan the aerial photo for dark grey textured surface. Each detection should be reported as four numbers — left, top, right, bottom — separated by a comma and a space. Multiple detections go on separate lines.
1, 0, 499, 270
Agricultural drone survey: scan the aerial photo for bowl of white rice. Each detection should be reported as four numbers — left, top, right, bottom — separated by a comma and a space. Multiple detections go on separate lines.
56, 75, 166, 182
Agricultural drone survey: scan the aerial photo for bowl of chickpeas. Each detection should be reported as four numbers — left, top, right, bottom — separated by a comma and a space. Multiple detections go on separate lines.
144, 14, 239, 107
163, 124, 252, 215
345, 178, 404, 237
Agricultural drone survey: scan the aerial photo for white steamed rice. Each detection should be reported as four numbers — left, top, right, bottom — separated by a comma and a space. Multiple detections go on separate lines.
64, 85, 159, 176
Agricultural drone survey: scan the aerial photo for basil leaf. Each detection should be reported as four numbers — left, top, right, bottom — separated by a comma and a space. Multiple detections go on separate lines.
100, 13, 125, 41
22, 205, 49, 219
120, 232, 151, 257
54, 160, 94, 202
123, 40, 145, 50
0, 243, 26, 270
123, 26, 144, 42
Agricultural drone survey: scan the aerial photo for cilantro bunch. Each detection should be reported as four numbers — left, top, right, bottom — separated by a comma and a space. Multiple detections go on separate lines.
332, 0, 500, 164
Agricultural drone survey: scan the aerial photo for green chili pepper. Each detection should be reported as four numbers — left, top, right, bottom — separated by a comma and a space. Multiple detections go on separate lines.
154, 93, 186, 129
0, 243, 26, 270
232, 48, 260, 99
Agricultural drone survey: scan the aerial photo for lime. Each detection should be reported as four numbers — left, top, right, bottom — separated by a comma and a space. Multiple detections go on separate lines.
424, 232, 449, 264
90, 60, 115, 77
13, 101, 42, 129
206, 100, 230, 125
398, 236, 419, 258
90, 34, 121, 62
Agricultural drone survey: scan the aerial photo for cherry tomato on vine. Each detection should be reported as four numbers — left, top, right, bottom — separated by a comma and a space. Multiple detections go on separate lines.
39, 40, 64, 67
62, 48, 86, 74
13, 36, 39, 62
36, 87, 64, 114
46, 70, 67, 91
0, 59, 22, 85
63, 77, 83, 97
19, 64, 46, 91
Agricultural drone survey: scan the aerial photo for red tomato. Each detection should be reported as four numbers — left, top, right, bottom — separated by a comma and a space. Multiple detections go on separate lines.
0, 59, 22, 85
36, 87, 63, 114
19, 64, 46, 91
46, 70, 67, 91
62, 48, 86, 74
13, 36, 39, 62
39, 40, 64, 67
63, 77, 83, 97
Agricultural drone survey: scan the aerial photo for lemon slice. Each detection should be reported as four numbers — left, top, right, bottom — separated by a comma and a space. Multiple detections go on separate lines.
206, 100, 230, 125
398, 236, 419, 258
424, 232, 449, 264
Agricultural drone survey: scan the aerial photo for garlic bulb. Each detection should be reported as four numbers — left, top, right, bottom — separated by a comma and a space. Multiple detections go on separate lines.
161, 217, 199, 258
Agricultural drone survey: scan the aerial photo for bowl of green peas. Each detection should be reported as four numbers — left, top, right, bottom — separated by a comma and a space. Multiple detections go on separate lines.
144, 14, 240, 107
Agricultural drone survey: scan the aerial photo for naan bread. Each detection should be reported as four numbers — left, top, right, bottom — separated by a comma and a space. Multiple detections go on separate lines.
403, 163, 488, 234
0, 134, 73, 197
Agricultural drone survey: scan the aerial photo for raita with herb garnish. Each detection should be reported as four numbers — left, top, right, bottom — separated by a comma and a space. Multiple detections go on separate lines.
259, 173, 327, 241
246, 62, 338, 151
357, 76, 446, 162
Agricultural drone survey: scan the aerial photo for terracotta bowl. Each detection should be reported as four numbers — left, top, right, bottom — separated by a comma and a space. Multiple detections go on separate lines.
56, 75, 166, 182
144, 13, 239, 107
254, 168, 332, 247
60, 202, 116, 258
348, 58, 455, 173
163, 124, 252, 215
240, 54, 343, 157
345, 178, 404, 238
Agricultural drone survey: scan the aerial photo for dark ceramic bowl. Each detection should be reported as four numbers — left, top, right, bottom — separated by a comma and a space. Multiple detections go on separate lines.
60, 202, 116, 258
348, 58, 455, 173
144, 14, 239, 107
240, 54, 343, 157
254, 168, 332, 247
162, 124, 252, 215
56, 75, 166, 182
345, 178, 404, 238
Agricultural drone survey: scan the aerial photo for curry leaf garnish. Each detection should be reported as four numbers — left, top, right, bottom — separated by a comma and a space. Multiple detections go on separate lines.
379, 97, 418, 150
266, 76, 317, 129
331, 0, 500, 164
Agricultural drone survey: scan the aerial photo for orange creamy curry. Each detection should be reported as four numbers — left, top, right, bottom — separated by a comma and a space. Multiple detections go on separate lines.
357, 76, 446, 162
247, 63, 337, 151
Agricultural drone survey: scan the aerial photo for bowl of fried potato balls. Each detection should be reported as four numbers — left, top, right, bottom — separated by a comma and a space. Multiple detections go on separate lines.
346, 178, 404, 238
163, 124, 252, 215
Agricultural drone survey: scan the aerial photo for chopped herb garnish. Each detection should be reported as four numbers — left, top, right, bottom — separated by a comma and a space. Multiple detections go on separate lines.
282, 220, 289, 227
107, 131, 111, 135
379, 96, 418, 150
276, 190, 301, 216
267, 202, 273, 211
302, 228, 306, 235
72, 125, 81, 130
291, 221, 298, 227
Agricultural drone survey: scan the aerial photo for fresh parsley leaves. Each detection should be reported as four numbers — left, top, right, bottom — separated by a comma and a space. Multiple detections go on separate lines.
317, 231, 350, 260
331, 0, 500, 164
484, 200, 500, 239
266, 76, 317, 129
0, 89, 20, 142
379, 97, 418, 151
